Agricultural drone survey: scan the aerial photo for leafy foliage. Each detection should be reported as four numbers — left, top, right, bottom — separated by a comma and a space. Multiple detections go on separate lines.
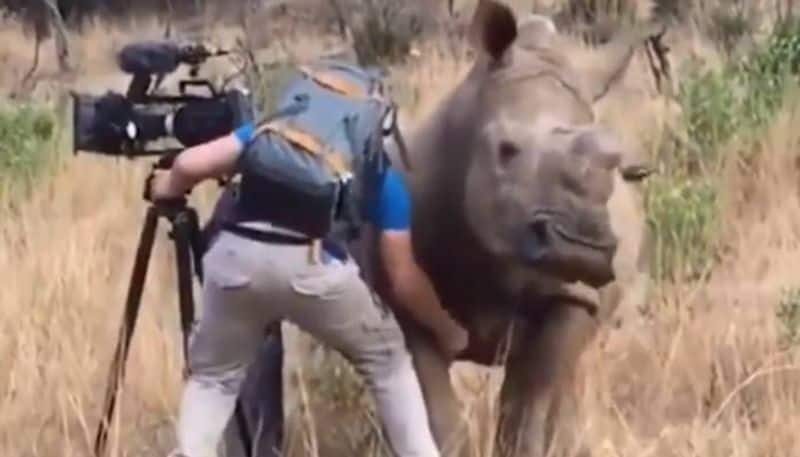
645, 176, 718, 281
0, 103, 57, 195
645, 17, 800, 282
777, 287, 800, 348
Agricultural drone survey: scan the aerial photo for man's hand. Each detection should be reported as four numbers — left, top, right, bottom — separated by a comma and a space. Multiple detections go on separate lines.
145, 127, 249, 201
379, 229, 470, 359
432, 316, 469, 360
148, 169, 185, 200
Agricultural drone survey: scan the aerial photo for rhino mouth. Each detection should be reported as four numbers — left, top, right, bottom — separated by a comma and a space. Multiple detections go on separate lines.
550, 219, 616, 250
520, 209, 617, 288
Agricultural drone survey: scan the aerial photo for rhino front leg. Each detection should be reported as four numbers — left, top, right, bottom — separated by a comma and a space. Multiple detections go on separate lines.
495, 305, 598, 457
402, 320, 469, 457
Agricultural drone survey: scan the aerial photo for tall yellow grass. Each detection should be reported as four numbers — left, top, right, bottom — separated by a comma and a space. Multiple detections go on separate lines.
4, 3, 800, 456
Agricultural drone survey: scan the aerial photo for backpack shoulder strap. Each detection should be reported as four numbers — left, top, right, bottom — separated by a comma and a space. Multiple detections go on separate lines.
298, 65, 369, 98
297, 61, 389, 102
254, 119, 351, 178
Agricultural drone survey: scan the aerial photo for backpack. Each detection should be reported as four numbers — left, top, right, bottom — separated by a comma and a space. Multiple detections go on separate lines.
233, 58, 403, 245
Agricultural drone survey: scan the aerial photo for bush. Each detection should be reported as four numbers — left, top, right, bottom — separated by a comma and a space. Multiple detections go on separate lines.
706, 5, 757, 55
0, 103, 57, 194
645, 17, 800, 282
677, 68, 739, 170
645, 175, 719, 281
349, 0, 427, 66
777, 287, 800, 349
677, 17, 800, 167
746, 17, 800, 76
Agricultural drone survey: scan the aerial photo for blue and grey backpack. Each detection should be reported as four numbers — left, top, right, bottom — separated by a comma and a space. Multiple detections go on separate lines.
232, 58, 407, 248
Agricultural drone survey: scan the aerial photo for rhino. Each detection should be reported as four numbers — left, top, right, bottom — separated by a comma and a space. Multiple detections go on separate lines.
369, 2, 654, 456
220, 2, 654, 456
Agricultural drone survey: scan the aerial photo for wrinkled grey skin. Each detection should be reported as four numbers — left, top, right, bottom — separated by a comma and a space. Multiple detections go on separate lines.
373, 2, 652, 456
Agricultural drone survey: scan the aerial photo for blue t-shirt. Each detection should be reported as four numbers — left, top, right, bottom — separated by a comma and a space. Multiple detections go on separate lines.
365, 166, 411, 231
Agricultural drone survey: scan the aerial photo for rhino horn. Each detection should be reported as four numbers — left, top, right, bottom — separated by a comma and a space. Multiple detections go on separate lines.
469, 0, 518, 62
571, 126, 653, 181
570, 127, 623, 171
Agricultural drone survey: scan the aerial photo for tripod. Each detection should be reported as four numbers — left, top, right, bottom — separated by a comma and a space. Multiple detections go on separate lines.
93, 195, 256, 457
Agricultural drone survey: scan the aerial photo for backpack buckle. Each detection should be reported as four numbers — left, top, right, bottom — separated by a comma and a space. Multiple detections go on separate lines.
381, 104, 397, 137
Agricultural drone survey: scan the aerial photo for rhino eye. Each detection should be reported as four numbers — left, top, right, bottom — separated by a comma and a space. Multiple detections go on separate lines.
498, 141, 520, 167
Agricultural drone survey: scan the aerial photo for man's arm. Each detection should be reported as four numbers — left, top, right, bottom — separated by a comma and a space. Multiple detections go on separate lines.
379, 229, 468, 357
150, 123, 254, 199
370, 168, 467, 358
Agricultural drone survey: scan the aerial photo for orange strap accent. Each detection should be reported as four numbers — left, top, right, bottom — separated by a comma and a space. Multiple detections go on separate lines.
255, 121, 323, 155
254, 121, 350, 177
298, 64, 381, 99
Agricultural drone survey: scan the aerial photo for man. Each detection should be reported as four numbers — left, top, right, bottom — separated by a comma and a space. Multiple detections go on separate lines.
150, 111, 466, 457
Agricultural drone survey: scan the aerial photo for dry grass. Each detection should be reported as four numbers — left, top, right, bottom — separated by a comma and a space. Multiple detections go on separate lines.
4, 1, 800, 456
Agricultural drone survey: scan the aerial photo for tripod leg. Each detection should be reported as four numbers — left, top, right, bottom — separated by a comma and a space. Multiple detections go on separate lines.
94, 206, 160, 457
185, 207, 206, 282
172, 211, 197, 370
234, 399, 255, 456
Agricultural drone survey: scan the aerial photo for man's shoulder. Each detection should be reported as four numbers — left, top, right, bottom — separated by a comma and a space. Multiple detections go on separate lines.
382, 166, 409, 194
367, 165, 411, 231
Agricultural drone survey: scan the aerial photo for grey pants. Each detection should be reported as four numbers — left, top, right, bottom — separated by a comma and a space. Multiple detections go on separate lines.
176, 230, 440, 457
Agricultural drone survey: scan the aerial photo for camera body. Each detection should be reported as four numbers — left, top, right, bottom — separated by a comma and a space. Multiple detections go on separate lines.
71, 40, 253, 158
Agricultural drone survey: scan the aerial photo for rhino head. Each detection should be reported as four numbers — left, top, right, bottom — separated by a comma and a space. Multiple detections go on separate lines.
451, 1, 644, 290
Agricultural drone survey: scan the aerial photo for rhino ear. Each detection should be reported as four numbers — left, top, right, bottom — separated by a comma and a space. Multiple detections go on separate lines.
469, 0, 518, 62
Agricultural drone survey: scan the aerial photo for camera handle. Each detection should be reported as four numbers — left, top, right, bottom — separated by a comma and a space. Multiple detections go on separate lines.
180, 79, 218, 97
93, 196, 266, 457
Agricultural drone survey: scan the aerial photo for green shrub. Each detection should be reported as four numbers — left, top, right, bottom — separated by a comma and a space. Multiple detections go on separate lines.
677, 68, 739, 170
645, 175, 719, 281
0, 103, 57, 194
746, 17, 800, 77
677, 16, 800, 155
645, 18, 800, 282
776, 287, 800, 348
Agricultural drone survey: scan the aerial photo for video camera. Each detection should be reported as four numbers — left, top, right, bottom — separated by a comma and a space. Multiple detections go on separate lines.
71, 39, 253, 158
